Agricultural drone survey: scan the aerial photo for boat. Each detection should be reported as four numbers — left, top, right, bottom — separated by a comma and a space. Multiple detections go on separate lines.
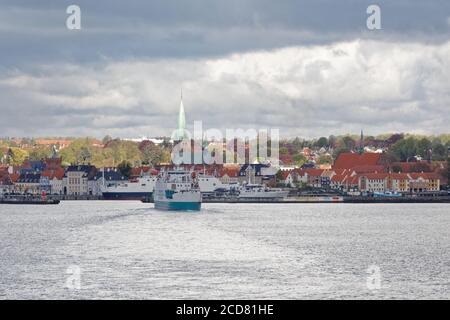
0, 194, 60, 205
102, 176, 157, 200
153, 169, 202, 211
197, 174, 228, 194
373, 191, 402, 198
234, 183, 289, 200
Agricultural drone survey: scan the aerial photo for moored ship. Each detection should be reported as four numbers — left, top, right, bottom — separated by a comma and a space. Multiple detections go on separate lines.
235, 184, 289, 200
153, 169, 202, 211
102, 176, 157, 200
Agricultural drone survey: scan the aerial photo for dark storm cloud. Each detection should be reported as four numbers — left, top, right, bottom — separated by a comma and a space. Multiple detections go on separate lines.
1, 0, 449, 66
0, 1, 449, 138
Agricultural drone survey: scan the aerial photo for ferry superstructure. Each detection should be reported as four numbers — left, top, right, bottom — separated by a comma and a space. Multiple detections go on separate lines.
153, 169, 202, 211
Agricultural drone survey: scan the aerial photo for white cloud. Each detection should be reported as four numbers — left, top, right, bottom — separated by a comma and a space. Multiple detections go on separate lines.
1, 39, 449, 138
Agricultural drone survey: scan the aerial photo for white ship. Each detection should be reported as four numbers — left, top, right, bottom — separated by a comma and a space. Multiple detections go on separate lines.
234, 184, 289, 200
154, 169, 202, 211
197, 174, 228, 193
102, 176, 157, 200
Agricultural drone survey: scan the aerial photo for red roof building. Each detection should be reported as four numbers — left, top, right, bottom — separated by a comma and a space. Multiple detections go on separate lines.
333, 152, 384, 170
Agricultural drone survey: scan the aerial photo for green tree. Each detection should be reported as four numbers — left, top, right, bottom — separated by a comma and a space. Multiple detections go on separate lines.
28, 145, 52, 161
333, 147, 350, 159
317, 154, 333, 165
77, 147, 92, 164
342, 136, 356, 150
389, 137, 418, 162
416, 138, 432, 158
328, 135, 337, 149
8, 147, 28, 165
292, 153, 307, 167
117, 161, 133, 178
432, 144, 447, 161
102, 135, 113, 145
275, 169, 284, 182
315, 137, 328, 148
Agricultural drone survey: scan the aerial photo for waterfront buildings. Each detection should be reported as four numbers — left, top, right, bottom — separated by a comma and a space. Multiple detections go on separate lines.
63, 165, 97, 196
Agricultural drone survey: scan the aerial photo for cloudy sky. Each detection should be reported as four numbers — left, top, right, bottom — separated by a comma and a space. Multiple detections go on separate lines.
0, 0, 449, 139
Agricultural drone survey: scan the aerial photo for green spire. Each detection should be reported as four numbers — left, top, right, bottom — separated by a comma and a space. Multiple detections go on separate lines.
176, 88, 187, 140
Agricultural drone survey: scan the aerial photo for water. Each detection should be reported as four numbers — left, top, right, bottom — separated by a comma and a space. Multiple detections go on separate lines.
0, 201, 449, 299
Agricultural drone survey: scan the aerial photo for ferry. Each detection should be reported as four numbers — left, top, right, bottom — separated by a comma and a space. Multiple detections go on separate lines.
102, 176, 157, 200
153, 169, 202, 211
234, 184, 289, 200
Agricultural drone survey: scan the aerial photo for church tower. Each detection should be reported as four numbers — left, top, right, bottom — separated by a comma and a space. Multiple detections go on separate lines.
175, 89, 187, 141
359, 129, 364, 154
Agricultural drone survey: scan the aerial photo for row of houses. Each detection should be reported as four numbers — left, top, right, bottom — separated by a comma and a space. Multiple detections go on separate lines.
0, 158, 132, 196
279, 152, 444, 194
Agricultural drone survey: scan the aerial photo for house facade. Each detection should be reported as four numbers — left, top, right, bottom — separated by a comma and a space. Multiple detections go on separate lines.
63, 165, 97, 195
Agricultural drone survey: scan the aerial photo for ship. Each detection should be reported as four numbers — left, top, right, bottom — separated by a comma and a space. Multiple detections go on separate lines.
102, 176, 157, 200
235, 183, 289, 200
153, 169, 202, 211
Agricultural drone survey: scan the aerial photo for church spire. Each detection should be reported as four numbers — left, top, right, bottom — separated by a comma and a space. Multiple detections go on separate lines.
359, 129, 364, 154
176, 88, 186, 140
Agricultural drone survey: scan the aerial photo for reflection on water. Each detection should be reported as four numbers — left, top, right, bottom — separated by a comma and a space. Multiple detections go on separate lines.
0, 201, 449, 299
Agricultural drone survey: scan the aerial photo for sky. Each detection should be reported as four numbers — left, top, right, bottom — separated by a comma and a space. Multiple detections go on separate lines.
0, 0, 449, 139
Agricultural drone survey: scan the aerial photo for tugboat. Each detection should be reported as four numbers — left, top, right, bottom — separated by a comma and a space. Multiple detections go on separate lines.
153, 169, 202, 211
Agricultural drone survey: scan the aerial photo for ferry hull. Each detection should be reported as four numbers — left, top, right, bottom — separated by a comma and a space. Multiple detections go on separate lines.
102, 192, 152, 200
154, 200, 201, 211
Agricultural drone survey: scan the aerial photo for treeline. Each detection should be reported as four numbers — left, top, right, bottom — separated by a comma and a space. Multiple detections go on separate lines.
0, 137, 172, 167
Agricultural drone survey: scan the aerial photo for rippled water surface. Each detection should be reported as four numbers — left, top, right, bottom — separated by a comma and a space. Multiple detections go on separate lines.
0, 201, 449, 299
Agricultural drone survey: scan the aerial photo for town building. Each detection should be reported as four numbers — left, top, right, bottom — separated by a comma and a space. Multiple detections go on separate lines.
63, 165, 97, 195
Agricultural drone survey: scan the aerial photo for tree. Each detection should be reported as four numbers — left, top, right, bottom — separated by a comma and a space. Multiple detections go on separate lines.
333, 147, 350, 159
28, 145, 52, 161
315, 137, 329, 148
292, 153, 307, 167
7, 147, 28, 165
117, 161, 133, 178
342, 136, 356, 151
317, 154, 333, 165
275, 169, 284, 182
328, 135, 337, 149
102, 135, 113, 145
77, 147, 92, 164
416, 138, 432, 159
432, 144, 447, 161
139, 140, 163, 166
389, 137, 417, 162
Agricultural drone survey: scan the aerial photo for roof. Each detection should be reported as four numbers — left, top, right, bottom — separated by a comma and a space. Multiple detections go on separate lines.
351, 165, 385, 174
408, 172, 440, 180
41, 168, 65, 180
303, 168, 324, 177
390, 161, 432, 173
217, 167, 239, 178
95, 169, 127, 181
279, 170, 293, 180
331, 174, 346, 183
359, 173, 389, 180
17, 173, 41, 183
65, 165, 97, 179
333, 152, 383, 170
